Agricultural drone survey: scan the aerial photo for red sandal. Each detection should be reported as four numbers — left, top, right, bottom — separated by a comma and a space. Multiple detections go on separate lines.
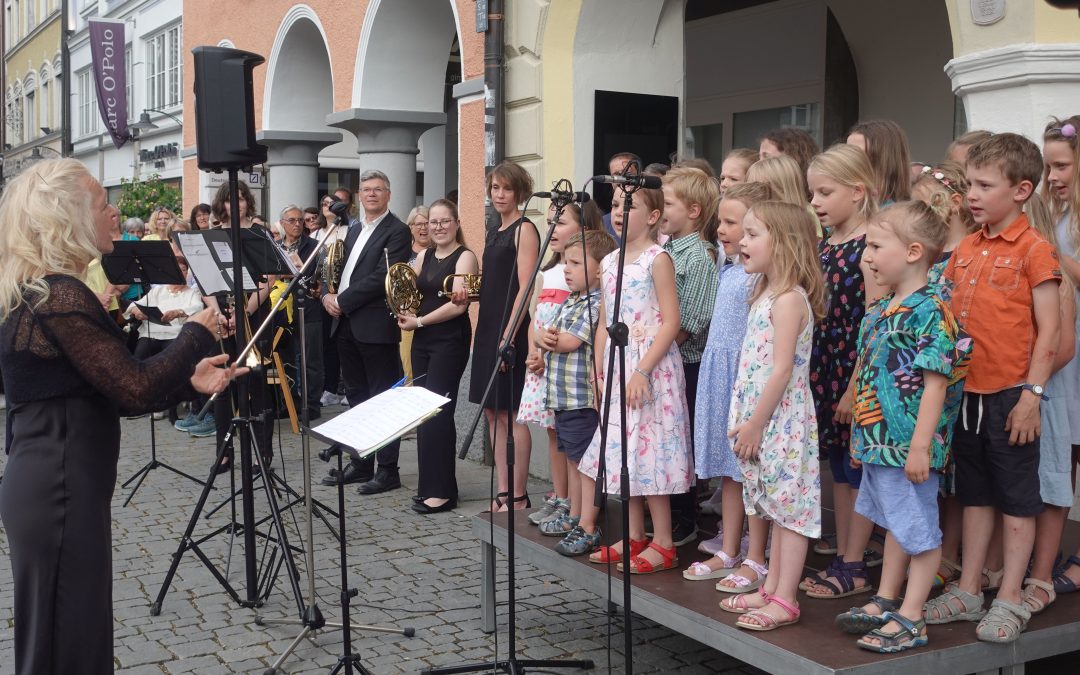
589, 537, 648, 564
620, 542, 679, 574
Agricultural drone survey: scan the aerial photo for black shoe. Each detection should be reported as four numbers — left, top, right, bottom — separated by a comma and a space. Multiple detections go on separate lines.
357, 469, 402, 495
214, 458, 231, 475
412, 494, 424, 504
672, 520, 698, 547
321, 461, 373, 486
412, 498, 457, 514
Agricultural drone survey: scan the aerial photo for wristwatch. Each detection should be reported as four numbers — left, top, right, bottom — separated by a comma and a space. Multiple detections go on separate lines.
1021, 383, 1049, 401
416, 315, 424, 329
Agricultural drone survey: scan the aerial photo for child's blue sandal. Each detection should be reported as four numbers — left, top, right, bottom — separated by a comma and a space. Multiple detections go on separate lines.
804, 556, 873, 599
856, 612, 928, 653
835, 595, 900, 634
554, 526, 602, 557
539, 513, 579, 537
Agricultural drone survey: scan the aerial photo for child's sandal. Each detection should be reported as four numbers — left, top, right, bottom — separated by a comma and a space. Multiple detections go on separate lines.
715, 558, 768, 593
975, 598, 1031, 643
1052, 555, 1080, 594
719, 590, 768, 615
933, 557, 962, 589
620, 542, 678, 574
1021, 577, 1056, 615
923, 584, 985, 624
835, 595, 901, 634
981, 566, 1004, 592
589, 537, 647, 564
683, 550, 743, 581
856, 612, 928, 653
735, 595, 800, 631
805, 556, 873, 599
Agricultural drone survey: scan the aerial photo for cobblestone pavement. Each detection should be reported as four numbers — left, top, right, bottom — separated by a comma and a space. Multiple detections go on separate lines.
0, 402, 764, 675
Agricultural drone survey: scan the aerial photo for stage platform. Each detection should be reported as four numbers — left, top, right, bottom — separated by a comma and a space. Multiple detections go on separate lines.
473, 510, 1080, 675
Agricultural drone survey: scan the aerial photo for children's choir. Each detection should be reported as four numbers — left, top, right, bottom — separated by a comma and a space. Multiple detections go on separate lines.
494, 117, 1080, 653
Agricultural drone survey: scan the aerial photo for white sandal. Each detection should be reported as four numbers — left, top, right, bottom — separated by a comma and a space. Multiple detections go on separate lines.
1021, 577, 1056, 615
683, 550, 743, 581
715, 558, 768, 594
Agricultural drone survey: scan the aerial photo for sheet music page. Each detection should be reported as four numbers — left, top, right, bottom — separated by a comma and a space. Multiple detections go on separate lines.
175, 233, 229, 294
213, 241, 233, 263
312, 387, 450, 453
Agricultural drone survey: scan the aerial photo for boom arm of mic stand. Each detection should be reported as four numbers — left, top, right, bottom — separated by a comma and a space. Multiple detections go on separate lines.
198, 217, 348, 419
457, 197, 571, 460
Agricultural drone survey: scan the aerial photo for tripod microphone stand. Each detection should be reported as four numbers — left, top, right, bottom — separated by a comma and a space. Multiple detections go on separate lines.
151, 168, 305, 617
430, 182, 593, 675
590, 163, 657, 675
255, 214, 414, 675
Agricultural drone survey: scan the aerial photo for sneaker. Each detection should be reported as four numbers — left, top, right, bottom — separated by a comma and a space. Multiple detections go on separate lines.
528, 495, 566, 525
187, 414, 217, 438
672, 520, 698, 547
174, 411, 199, 431
538, 501, 571, 526
539, 513, 580, 536
555, 526, 602, 557
320, 391, 343, 407
152, 410, 167, 421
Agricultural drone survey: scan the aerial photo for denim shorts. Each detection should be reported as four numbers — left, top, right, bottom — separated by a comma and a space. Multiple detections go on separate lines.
829, 451, 863, 488
555, 409, 599, 463
855, 463, 941, 556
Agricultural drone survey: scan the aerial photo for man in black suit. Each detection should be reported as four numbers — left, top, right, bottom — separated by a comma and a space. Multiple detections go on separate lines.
320, 170, 412, 494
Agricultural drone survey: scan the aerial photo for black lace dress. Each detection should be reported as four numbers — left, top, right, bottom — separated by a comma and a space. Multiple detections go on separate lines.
0, 275, 216, 675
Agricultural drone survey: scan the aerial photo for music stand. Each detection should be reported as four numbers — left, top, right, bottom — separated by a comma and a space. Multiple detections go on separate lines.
102, 241, 208, 505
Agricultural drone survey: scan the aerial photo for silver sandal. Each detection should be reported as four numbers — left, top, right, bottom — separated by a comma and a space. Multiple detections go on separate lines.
976, 598, 1031, 643
923, 584, 985, 624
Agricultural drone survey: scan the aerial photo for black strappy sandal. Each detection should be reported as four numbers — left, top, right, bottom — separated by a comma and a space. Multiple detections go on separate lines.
492, 492, 510, 511
513, 494, 532, 509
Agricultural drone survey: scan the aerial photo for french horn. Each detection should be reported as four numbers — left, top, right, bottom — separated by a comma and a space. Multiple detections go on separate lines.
320, 239, 347, 294
385, 262, 423, 315
438, 273, 482, 300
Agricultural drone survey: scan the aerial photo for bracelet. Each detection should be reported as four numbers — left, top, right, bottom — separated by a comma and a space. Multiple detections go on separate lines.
416, 315, 424, 329
633, 367, 651, 381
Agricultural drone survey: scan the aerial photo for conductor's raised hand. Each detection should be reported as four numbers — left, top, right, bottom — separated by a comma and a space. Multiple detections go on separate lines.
191, 353, 250, 395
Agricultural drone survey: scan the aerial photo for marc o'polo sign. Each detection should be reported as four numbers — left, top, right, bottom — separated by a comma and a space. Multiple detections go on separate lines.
89, 18, 130, 149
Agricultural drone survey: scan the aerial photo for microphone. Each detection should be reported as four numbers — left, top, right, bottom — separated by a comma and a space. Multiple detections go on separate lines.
592, 174, 662, 189
534, 190, 590, 203
328, 200, 351, 218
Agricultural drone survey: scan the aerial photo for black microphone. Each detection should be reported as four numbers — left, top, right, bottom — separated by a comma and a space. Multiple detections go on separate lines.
328, 200, 351, 218
534, 190, 590, 203
592, 174, 662, 189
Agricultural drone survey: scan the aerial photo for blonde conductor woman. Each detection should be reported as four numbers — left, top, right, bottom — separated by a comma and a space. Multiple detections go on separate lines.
0, 159, 246, 675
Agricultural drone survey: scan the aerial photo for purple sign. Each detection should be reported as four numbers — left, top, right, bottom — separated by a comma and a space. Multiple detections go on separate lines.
89, 18, 129, 149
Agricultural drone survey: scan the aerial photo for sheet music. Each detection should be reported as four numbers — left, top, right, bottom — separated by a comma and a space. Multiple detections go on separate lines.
176, 233, 229, 294
213, 241, 233, 263
311, 387, 450, 456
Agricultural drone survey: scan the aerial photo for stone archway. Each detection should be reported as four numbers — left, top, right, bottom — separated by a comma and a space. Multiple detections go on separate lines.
328, 0, 461, 217
260, 6, 340, 221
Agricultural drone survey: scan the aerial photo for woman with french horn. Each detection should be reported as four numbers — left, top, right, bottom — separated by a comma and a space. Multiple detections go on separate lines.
397, 199, 478, 513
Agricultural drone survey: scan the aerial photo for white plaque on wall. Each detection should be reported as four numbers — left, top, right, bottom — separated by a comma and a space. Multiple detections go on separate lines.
971, 0, 1006, 26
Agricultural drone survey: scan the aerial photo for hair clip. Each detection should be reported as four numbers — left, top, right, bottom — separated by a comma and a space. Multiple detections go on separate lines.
1051, 123, 1077, 139
920, 165, 962, 195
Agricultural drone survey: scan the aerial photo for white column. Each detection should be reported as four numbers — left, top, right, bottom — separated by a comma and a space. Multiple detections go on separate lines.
419, 125, 446, 205
946, 44, 1080, 143
258, 130, 342, 220
326, 108, 446, 219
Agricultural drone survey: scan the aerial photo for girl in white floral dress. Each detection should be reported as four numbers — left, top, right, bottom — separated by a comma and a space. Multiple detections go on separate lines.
573, 186, 692, 574
719, 202, 824, 632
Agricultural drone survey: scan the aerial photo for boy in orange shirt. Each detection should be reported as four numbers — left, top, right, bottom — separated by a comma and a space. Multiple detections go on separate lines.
923, 133, 1061, 643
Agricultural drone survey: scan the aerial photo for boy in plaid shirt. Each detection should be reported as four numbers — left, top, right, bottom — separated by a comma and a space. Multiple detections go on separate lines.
534, 231, 617, 556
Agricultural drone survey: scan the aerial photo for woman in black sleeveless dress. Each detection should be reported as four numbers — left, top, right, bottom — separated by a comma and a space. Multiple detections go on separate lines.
466, 162, 539, 511
0, 159, 244, 675
398, 199, 479, 513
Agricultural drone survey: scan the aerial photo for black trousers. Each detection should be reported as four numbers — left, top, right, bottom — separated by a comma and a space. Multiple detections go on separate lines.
321, 306, 341, 394
671, 360, 700, 529
411, 327, 470, 499
337, 321, 403, 470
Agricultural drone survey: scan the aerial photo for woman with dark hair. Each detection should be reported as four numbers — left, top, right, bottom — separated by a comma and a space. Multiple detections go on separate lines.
398, 199, 478, 513
189, 203, 212, 230
0, 158, 243, 675
759, 127, 821, 179
303, 205, 323, 236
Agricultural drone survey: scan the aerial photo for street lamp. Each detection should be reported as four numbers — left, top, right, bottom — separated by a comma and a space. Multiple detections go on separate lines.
129, 107, 183, 133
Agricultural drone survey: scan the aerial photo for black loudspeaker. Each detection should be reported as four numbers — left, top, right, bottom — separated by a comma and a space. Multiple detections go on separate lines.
192, 46, 268, 171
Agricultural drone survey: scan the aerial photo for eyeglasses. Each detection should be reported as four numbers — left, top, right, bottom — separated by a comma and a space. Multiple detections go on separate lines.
304, 216, 318, 222
428, 219, 455, 229
359, 187, 386, 195
321, 199, 333, 206
412, 220, 429, 229
282, 217, 303, 224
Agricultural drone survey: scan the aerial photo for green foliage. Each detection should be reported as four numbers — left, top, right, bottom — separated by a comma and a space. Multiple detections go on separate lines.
116, 174, 182, 222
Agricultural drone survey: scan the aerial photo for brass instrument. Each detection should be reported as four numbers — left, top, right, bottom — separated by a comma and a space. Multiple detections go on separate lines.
320, 239, 346, 294
385, 262, 422, 315
438, 273, 482, 299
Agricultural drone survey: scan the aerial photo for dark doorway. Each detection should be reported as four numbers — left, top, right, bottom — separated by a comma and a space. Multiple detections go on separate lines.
593, 90, 679, 212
